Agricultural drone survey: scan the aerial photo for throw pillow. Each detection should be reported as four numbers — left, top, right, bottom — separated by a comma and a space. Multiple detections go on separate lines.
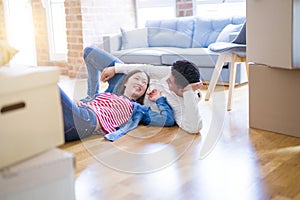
120, 27, 148, 49
0, 40, 18, 66
216, 24, 243, 43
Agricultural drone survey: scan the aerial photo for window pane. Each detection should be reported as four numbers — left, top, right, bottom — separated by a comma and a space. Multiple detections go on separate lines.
196, 0, 246, 16
136, 0, 176, 27
3, 0, 36, 66
137, 0, 174, 8
50, 2, 67, 54
46, 0, 67, 61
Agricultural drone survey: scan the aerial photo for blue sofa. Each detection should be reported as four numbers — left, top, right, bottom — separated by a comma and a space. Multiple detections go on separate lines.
103, 14, 247, 84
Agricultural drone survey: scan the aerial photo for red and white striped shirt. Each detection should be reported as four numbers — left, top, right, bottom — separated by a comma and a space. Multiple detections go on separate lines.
86, 93, 133, 133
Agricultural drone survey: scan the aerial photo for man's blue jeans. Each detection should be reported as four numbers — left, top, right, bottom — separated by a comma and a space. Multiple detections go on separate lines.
83, 46, 125, 97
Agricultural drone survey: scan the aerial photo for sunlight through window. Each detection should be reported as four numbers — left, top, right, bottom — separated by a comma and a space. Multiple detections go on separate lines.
136, 0, 176, 27
45, 0, 67, 61
3, 0, 36, 66
196, 0, 246, 16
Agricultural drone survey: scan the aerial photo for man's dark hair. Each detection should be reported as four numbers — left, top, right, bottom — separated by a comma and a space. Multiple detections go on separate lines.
171, 60, 201, 89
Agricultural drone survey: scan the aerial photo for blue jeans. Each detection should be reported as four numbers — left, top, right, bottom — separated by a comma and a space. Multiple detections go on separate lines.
83, 46, 125, 97
60, 87, 98, 142
62, 47, 127, 142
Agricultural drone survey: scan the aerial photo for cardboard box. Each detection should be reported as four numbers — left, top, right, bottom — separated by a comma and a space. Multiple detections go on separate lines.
0, 66, 64, 169
247, 0, 300, 69
0, 148, 75, 200
249, 64, 300, 137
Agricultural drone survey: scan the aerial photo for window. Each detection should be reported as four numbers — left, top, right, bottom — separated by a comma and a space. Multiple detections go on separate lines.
136, 0, 176, 27
45, 0, 67, 61
196, 0, 246, 16
3, 0, 37, 66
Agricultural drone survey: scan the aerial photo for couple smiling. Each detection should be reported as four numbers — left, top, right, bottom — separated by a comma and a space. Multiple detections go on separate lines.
60, 46, 202, 142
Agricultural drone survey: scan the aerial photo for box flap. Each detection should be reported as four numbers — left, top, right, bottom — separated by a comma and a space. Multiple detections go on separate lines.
0, 66, 60, 95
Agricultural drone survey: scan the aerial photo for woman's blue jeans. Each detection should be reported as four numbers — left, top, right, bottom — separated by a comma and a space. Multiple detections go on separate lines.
60, 87, 98, 142
62, 47, 126, 142
83, 46, 125, 97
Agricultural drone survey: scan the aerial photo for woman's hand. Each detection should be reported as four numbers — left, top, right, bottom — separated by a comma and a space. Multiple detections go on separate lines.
74, 100, 85, 107
147, 89, 162, 102
101, 67, 116, 82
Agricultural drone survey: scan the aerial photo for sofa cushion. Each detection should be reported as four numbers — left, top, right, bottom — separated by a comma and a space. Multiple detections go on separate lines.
147, 28, 192, 48
192, 15, 246, 48
110, 47, 248, 84
112, 47, 219, 67
120, 28, 148, 49
145, 17, 194, 48
112, 48, 168, 65
159, 47, 218, 67
216, 23, 243, 42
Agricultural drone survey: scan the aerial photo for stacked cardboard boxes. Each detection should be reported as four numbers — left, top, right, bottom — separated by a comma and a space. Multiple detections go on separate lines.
0, 66, 75, 199
247, 0, 300, 137
0, 148, 75, 200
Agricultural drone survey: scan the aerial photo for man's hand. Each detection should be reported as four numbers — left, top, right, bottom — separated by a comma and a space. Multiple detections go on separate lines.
147, 89, 162, 102
183, 81, 203, 92
101, 67, 116, 82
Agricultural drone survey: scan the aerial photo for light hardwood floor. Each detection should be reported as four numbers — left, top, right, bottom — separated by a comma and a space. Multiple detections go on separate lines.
59, 78, 300, 200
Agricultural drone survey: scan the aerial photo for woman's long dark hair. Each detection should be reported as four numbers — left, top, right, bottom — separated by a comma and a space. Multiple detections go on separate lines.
116, 70, 150, 105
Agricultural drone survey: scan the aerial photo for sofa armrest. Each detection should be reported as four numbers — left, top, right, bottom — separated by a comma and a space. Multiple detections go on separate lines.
103, 33, 122, 53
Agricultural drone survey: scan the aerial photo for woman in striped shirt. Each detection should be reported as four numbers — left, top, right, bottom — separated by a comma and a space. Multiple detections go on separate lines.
60, 70, 175, 142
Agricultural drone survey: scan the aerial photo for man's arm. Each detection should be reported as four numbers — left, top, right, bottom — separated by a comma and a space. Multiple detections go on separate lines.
163, 79, 202, 134
180, 90, 202, 134
111, 64, 171, 80
168, 88, 202, 134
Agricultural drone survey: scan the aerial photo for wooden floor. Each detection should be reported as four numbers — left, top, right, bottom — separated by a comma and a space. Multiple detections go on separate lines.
59, 78, 300, 200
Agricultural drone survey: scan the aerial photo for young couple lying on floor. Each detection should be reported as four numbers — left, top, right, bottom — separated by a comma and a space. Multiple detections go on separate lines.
60, 46, 203, 142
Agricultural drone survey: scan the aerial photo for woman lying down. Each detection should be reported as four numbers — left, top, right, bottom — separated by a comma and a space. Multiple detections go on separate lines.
59, 69, 175, 142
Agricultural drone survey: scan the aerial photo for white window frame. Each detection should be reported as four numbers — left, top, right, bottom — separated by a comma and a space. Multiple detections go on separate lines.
45, 0, 67, 61
195, 0, 246, 16
136, 0, 176, 28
